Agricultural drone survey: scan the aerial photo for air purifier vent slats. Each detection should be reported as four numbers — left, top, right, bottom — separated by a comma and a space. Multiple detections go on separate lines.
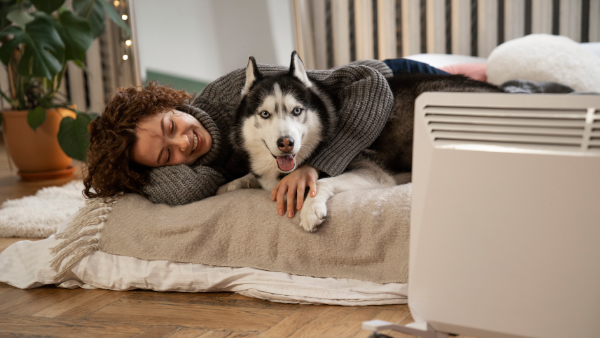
433, 139, 583, 150
429, 123, 584, 137
425, 107, 588, 119
432, 131, 581, 146
424, 106, 600, 152
426, 115, 586, 128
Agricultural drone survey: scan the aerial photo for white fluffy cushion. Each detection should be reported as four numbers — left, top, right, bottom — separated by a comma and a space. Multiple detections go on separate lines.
487, 34, 600, 92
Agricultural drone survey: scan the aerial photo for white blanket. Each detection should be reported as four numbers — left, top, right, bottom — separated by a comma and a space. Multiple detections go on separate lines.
0, 235, 407, 305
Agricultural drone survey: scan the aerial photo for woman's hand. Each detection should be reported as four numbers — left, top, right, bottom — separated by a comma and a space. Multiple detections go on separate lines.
271, 165, 319, 218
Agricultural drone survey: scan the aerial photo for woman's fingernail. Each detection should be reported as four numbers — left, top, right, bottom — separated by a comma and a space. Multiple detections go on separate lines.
288, 211, 293, 217
279, 209, 284, 216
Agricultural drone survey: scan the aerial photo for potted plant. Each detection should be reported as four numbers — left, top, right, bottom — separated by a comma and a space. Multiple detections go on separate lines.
0, 0, 130, 180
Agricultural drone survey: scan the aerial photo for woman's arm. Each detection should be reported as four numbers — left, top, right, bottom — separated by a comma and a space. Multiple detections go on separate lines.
307, 65, 394, 177
143, 164, 226, 205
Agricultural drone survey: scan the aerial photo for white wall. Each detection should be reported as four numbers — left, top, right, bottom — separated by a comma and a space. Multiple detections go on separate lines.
133, 0, 223, 83
266, 0, 297, 67
133, 0, 296, 83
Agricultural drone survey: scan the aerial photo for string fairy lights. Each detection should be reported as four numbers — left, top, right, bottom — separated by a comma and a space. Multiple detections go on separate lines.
114, 0, 132, 63
110, 0, 141, 86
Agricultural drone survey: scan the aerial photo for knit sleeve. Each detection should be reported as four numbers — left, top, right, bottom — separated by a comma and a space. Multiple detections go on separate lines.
143, 164, 226, 205
349, 59, 394, 77
307, 65, 394, 176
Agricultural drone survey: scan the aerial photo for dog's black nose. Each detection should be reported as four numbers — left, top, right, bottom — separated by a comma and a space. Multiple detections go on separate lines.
277, 136, 295, 152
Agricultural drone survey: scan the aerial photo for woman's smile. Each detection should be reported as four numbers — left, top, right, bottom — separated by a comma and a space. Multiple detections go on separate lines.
133, 109, 212, 167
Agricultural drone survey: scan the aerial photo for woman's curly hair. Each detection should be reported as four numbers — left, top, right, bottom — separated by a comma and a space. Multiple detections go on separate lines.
83, 82, 192, 199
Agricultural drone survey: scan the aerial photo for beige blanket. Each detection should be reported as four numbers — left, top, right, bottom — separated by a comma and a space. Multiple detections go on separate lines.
51, 183, 411, 284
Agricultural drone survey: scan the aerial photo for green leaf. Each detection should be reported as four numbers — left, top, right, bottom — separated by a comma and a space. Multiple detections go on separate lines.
73, 0, 105, 38
0, 15, 66, 79
73, 59, 89, 73
6, 8, 34, 28
30, 0, 65, 14
55, 10, 93, 61
27, 106, 46, 131
96, 0, 130, 37
0, 0, 24, 31
57, 112, 92, 161
20, 15, 65, 79
0, 26, 24, 66
73, 0, 130, 38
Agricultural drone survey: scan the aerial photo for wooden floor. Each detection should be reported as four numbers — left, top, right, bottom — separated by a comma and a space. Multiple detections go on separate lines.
0, 137, 473, 338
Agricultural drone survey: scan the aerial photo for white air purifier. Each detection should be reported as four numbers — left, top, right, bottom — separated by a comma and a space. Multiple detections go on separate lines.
364, 93, 600, 338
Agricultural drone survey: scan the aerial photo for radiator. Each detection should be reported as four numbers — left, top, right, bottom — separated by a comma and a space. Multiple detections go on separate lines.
293, 0, 600, 69
365, 93, 600, 338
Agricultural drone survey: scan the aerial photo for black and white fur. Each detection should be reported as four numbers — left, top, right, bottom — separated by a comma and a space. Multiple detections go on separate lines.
219, 52, 396, 231
220, 52, 503, 232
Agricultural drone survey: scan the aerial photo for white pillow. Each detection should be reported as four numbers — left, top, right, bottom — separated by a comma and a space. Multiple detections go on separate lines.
0, 236, 408, 305
581, 42, 600, 58
487, 34, 600, 92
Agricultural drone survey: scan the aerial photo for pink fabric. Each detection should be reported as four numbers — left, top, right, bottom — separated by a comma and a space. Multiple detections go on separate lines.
440, 63, 487, 82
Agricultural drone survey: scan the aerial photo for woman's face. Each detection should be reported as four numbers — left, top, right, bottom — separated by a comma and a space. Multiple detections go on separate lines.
133, 109, 212, 167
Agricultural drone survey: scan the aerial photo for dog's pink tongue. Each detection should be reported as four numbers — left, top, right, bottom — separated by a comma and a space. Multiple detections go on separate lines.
276, 155, 295, 171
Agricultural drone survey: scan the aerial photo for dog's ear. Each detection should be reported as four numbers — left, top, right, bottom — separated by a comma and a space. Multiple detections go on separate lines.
241, 56, 262, 96
289, 51, 312, 87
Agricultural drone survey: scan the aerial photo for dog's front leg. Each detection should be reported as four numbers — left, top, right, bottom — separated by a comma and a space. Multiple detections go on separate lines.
299, 167, 396, 232
216, 173, 261, 195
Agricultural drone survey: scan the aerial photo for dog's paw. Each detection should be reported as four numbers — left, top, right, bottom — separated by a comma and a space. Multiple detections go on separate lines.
216, 174, 260, 195
216, 180, 244, 195
299, 196, 328, 232
216, 183, 233, 195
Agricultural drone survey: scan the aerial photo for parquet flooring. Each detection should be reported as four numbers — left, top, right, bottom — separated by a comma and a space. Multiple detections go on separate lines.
0, 137, 475, 337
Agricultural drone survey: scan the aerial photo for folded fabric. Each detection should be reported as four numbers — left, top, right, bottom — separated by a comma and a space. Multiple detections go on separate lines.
404, 53, 487, 68
0, 237, 407, 305
48, 184, 411, 285
440, 63, 487, 82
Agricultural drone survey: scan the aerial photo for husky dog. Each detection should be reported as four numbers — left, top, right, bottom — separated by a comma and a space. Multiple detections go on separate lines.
221, 52, 503, 232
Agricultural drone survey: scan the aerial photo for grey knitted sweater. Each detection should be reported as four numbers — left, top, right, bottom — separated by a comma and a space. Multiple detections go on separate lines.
144, 60, 394, 205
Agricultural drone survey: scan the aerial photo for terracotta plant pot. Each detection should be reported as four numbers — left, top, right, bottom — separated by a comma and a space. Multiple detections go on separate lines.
1, 108, 77, 180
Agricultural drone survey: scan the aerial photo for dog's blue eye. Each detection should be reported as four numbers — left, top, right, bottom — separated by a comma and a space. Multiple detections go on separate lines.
260, 111, 270, 118
293, 107, 303, 115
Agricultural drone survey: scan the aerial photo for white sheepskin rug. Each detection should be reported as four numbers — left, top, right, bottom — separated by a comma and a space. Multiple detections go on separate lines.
487, 34, 600, 93
0, 181, 86, 238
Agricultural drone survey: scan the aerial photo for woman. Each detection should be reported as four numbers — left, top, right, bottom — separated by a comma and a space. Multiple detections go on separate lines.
83, 57, 447, 216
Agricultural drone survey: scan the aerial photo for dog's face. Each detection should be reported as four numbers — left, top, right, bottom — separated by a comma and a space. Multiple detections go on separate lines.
236, 52, 328, 175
